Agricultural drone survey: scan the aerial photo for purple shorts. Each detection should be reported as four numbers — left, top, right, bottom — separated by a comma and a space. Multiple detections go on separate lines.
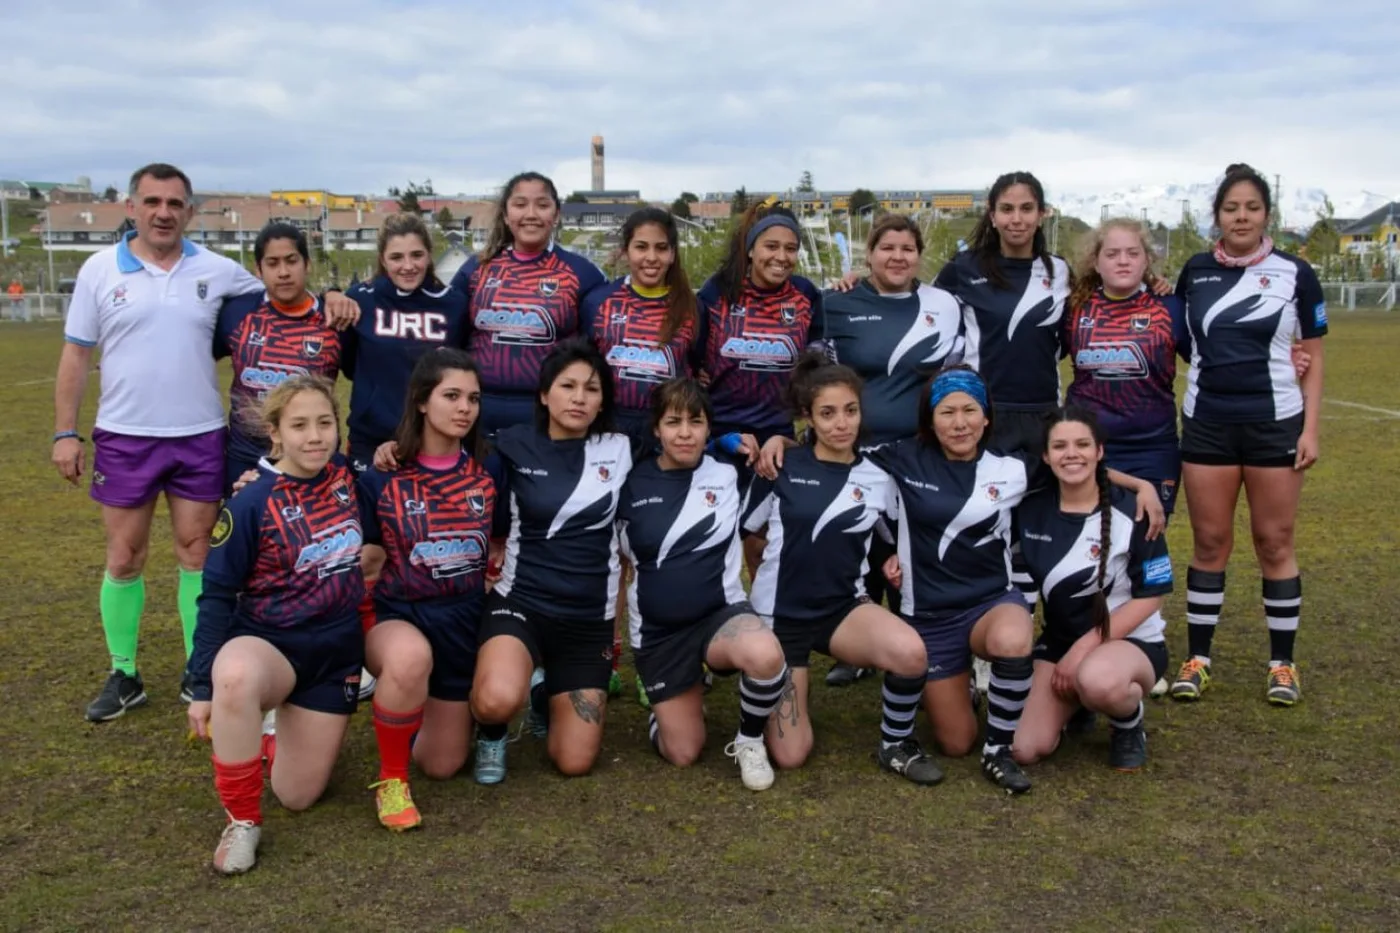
91, 427, 227, 508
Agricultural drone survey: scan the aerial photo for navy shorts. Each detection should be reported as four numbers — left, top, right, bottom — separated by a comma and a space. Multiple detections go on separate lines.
376, 594, 482, 702
907, 590, 1027, 681
1105, 442, 1182, 517
478, 591, 613, 695
346, 439, 380, 476
1033, 634, 1169, 682
989, 408, 1053, 459
1180, 414, 1302, 469
231, 617, 364, 715
223, 454, 261, 500
634, 602, 753, 705
770, 597, 868, 669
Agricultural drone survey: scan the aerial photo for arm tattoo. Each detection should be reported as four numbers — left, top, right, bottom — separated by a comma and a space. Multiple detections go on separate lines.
568, 689, 605, 725
712, 614, 766, 642
773, 678, 799, 739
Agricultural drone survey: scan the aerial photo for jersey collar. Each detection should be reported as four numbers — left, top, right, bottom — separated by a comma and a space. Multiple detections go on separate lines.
115, 229, 198, 273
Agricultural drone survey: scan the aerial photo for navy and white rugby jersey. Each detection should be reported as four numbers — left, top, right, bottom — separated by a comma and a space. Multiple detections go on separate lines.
743, 445, 892, 621
1176, 249, 1326, 423
492, 424, 633, 622
933, 250, 1071, 411
1016, 485, 1172, 645
822, 280, 963, 444
617, 454, 746, 648
868, 440, 1035, 617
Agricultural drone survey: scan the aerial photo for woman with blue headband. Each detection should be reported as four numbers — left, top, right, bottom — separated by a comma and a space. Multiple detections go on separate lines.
696, 202, 824, 570
871, 365, 1160, 794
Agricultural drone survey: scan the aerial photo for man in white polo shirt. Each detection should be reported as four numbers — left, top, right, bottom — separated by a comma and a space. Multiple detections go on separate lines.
51, 162, 357, 722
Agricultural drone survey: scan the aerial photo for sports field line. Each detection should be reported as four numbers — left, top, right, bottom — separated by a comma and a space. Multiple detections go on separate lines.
2, 376, 55, 388
1326, 399, 1400, 418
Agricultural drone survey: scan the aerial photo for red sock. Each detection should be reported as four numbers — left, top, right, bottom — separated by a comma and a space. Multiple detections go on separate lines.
261, 733, 277, 771
212, 754, 264, 825
612, 631, 622, 674
372, 700, 423, 782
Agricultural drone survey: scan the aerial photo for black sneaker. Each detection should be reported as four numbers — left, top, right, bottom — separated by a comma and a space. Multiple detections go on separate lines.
826, 663, 874, 687
981, 749, 1032, 795
85, 670, 148, 722
1109, 723, 1147, 771
877, 739, 944, 785
1064, 706, 1098, 735
179, 671, 195, 704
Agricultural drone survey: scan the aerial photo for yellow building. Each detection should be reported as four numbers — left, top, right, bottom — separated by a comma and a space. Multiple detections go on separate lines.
1339, 202, 1400, 254
272, 190, 363, 210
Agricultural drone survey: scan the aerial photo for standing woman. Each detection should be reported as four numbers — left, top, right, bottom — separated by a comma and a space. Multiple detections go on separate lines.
216, 223, 342, 495
1169, 164, 1326, 706
810, 213, 962, 683
1012, 407, 1174, 772
452, 172, 607, 440
469, 338, 632, 777
618, 378, 788, 790
743, 353, 940, 785
358, 349, 496, 830
934, 172, 1070, 456
581, 207, 701, 443
186, 375, 365, 875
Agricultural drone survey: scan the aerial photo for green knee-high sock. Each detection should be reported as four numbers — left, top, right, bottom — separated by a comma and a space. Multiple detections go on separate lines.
177, 567, 203, 661
100, 573, 145, 676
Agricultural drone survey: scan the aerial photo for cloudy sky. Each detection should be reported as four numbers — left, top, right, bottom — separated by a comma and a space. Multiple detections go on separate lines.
3, 0, 1396, 206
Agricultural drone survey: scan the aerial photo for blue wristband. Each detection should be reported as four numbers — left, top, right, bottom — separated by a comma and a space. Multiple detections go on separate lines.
53, 430, 82, 443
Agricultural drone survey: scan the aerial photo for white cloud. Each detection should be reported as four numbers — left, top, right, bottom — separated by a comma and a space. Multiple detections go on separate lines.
0, 0, 1395, 213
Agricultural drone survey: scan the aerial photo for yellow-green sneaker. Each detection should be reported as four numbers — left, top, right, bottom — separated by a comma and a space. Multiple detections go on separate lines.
1266, 663, 1301, 706
1170, 658, 1212, 701
372, 778, 421, 832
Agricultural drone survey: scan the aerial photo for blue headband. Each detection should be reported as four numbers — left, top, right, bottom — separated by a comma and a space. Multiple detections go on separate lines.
929, 370, 988, 412
745, 215, 801, 252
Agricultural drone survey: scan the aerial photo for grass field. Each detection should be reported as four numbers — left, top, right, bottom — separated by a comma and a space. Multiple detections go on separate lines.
1, 316, 1398, 932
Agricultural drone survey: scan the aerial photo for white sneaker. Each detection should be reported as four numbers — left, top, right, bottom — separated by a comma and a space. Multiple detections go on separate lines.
213, 818, 261, 875
1149, 675, 1169, 699
972, 658, 991, 694
358, 668, 377, 700
725, 739, 775, 791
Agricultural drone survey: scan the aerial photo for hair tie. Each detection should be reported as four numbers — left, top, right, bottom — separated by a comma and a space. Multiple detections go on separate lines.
929, 370, 988, 412
745, 215, 801, 253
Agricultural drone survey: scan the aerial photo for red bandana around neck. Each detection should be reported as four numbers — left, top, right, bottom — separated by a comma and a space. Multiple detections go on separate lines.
1213, 235, 1273, 268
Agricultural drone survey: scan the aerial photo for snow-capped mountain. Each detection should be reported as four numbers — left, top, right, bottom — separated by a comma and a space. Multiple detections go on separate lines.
1049, 184, 1395, 232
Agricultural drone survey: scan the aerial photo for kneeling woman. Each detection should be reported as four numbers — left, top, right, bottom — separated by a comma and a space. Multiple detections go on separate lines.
743, 353, 940, 785
1012, 407, 1173, 772
618, 378, 788, 790
186, 375, 365, 875
358, 349, 496, 830
470, 338, 633, 777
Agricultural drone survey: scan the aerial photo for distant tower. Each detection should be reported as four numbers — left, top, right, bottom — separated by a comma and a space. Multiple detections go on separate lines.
591, 135, 605, 192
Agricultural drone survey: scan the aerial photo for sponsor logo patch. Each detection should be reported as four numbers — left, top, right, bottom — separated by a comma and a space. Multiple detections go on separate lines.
1142, 555, 1173, 586
211, 508, 233, 547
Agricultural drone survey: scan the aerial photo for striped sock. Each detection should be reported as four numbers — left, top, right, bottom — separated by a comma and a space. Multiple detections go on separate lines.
1263, 576, 1301, 665
1109, 701, 1144, 732
879, 672, 925, 747
1186, 568, 1226, 663
984, 655, 1033, 757
647, 712, 661, 756
737, 666, 788, 742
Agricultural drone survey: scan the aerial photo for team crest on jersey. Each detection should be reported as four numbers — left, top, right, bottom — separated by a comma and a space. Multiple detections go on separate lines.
1042, 276, 1052, 290
851, 487, 865, 502
404, 499, 428, 516
211, 508, 233, 547
467, 491, 487, 516
924, 313, 935, 327
112, 285, 128, 307
303, 337, 323, 357
1088, 542, 1102, 560
281, 506, 305, 522
1257, 275, 1271, 289
779, 305, 796, 325
538, 279, 559, 297
704, 490, 718, 507
985, 483, 1002, 501
1130, 314, 1151, 333
197, 280, 209, 300
332, 484, 352, 506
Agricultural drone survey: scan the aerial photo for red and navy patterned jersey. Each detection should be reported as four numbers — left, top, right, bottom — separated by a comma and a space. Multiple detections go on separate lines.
696, 274, 823, 436
189, 463, 365, 694
580, 276, 701, 422
1063, 288, 1188, 448
216, 291, 341, 462
341, 277, 470, 449
357, 452, 497, 603
452, 246, 606, 435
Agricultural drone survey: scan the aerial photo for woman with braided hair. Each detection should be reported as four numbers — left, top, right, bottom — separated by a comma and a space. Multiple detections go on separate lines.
1010, 407, 1174, 772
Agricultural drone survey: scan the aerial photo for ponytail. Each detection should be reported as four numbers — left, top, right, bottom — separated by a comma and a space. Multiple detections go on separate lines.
1090, 460, 1114, 642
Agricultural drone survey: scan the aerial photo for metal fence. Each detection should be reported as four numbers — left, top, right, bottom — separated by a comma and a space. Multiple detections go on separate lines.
0, 294, 70, 321
1320, 282, 1397, 311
